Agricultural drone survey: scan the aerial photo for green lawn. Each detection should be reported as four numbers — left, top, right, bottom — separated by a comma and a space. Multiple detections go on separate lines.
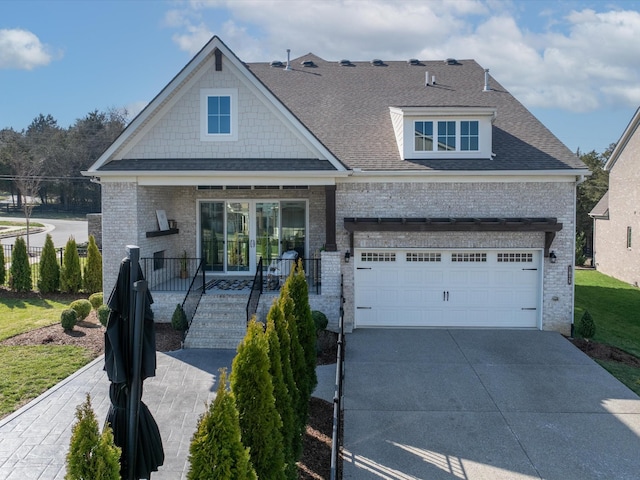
0, 295, 97, 419
0, 345, 93, 418
0, 296, 75, 341
0, 220, 45, 228
574, 269, 640, 395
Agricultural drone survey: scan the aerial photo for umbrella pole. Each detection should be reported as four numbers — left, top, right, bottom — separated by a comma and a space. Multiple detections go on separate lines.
126, 246, 142, 480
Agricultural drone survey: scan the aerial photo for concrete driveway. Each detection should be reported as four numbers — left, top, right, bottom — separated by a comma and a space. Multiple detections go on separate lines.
342, 329, 640, 480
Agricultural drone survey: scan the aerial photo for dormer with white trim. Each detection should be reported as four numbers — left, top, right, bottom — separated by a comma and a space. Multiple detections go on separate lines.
390, 106, 497, 160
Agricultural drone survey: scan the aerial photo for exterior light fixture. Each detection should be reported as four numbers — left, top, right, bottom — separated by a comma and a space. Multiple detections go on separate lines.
549, 251, 557, 263
345, 250, 351, 263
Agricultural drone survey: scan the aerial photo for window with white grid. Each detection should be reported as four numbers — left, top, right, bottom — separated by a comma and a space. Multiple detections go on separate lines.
451, 253, 487, 262
497, 252, 534, 263
361, 252, 396, 262
406, 252, 441, 262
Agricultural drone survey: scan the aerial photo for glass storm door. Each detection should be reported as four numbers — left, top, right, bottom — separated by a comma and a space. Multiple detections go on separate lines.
256, 202, 279, 268
281, 201, 306, 258
226, 202, 250, 272
200, 202, 224, 272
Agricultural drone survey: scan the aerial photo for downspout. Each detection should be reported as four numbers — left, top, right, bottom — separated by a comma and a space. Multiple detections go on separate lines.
570, 175, 586, 338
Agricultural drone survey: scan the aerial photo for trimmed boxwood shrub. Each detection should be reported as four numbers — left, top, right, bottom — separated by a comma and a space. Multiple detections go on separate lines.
70, 299, 92, 322
89, 292, 104, 310
61, 309, 78, 331
311, 310, 328, 333
97, 305, 110, 327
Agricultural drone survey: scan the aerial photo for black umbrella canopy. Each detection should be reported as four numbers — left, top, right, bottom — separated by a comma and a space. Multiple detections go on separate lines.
105, 256, 164, 479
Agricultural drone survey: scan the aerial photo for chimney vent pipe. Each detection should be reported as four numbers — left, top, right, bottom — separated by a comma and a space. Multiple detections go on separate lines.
483, 69, 491, 91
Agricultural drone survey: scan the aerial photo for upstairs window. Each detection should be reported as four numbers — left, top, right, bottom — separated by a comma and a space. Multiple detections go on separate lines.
200, 88, 238, 141
207, 96, 231, 134
413, 120, 479, 153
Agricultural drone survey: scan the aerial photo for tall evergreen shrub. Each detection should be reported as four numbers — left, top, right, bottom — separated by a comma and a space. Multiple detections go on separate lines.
38, 234, 60, 293
60, 236, 82, 293
231, 319, 286, 480
266, 311, 297, 479
10, 237, 31, 292
83, 235, 102, 294
188, 369, 257, 480
65, 394, 120, 480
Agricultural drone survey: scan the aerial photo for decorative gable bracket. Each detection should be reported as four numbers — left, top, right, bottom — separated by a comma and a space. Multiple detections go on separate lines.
344, 217, 562, 257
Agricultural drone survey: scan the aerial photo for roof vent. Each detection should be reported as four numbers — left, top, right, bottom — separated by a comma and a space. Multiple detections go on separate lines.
270, 60, 284, 68
408, 58, 420, 65
285, 49, 292, 71
445, 58, 458, 65
339, 59, 352, 66
483, 68, 491, 91
371, 59, 384, 66
301, 60, 316, 67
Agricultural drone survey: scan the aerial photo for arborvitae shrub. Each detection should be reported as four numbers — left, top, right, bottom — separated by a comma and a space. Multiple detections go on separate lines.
60, 236, 82, 293
266, 310, 298, 479
70, 299, 92, 321
279, 282, 308, 440
187, 369, 257, 480
0, 244, 5, 286
171, 304, 188, 331
65, 393, 121, 480
38, 233, 60, 294
89, 292, 104, 310
231, 319, 286, 480
97, 305, 110, 327
83, 235, 102, 294
10, 237, 31, 292
61, 309, 78, 331
579, 310, 596, 339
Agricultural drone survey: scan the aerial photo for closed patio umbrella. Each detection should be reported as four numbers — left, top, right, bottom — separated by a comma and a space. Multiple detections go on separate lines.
105, 248, 164, 479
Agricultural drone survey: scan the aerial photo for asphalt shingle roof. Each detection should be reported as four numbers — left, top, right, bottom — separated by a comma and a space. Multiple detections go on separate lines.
247, 54, 586, 172
98, 158, 335, 172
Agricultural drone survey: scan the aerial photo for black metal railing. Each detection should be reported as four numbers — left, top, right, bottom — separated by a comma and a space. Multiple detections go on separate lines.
330, 274, 345, 480
182, 259, 205, 335
246, 257, 263, 323
141, 257, 201, 291
263, 256, 321, 294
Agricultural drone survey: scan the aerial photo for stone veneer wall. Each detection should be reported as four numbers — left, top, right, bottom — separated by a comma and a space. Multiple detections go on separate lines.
334, 180, 577, 334
86, 213, 102, 249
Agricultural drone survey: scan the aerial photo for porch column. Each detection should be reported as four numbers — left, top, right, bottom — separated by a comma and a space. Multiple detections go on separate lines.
325, 185, 337, 252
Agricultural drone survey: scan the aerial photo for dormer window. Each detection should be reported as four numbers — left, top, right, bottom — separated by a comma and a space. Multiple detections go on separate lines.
391, 107, 495, 160
200, 88, 238, 141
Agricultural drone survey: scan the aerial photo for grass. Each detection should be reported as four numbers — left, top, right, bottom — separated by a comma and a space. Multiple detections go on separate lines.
574, 269, 640, 395
0, 345, 94, 418
0, 296, 78, 341
0, 220, 45, 228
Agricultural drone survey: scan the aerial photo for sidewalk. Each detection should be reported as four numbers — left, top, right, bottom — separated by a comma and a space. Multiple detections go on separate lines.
0, 348, 337, 480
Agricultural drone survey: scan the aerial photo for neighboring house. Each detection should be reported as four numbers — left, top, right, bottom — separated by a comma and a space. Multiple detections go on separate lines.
590, 108, 640, 285
84, 36, 588, 335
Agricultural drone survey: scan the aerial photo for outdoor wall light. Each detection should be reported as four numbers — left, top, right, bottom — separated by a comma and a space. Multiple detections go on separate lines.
549, 251, 557, 263
345, 250, 351, 263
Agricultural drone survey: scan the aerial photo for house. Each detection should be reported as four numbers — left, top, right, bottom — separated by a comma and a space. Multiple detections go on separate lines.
84, 36, 588, 335
590, 108, 640, 285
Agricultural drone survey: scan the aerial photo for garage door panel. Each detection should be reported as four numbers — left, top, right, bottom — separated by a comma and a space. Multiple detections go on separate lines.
355, 249, 540, 329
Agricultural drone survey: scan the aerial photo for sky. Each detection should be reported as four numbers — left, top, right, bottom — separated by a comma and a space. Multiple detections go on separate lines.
1, 0, 640, 155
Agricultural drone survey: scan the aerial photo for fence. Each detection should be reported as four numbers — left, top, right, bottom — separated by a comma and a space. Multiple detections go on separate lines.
1, 244, 91, 290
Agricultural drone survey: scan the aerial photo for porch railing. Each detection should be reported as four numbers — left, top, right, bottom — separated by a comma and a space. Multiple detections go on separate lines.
330, 274, 345, 480
246, 257, 263, 323
141, 257, 201, 291
182, 259, 205, 335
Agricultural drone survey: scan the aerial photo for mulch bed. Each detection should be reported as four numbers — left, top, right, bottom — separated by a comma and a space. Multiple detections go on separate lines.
567, 337, 640, 368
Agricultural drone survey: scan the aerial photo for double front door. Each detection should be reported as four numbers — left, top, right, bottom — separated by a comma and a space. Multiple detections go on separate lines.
199, 200, 306, 274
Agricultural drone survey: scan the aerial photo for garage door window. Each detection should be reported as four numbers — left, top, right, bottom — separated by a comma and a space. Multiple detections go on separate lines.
406, 252, 441, 262
451, 253, 486, 262
497, 252, 533, 262
361, 252, 396, 262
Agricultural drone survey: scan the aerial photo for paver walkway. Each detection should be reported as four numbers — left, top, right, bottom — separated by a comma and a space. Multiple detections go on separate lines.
0, 349, 236, 479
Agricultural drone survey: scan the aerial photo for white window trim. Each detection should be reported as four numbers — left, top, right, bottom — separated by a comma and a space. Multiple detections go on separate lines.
200, 88, 238, 142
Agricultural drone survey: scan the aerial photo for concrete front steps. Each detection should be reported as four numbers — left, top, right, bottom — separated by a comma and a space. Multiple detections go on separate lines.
183, 293, 248, 349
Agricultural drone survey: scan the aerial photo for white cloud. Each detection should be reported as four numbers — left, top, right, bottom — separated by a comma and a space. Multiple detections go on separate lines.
164, 1, 640, 113
0, 29, 54, 70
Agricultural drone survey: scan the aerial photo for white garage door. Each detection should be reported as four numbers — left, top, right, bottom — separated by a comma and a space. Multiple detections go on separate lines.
354, 249, 541, 328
